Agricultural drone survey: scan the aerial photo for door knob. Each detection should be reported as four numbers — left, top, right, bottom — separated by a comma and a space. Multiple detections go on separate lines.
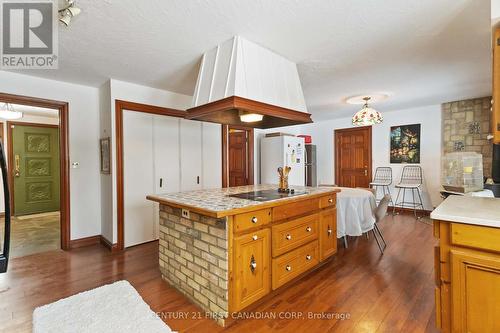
285, 234, 292, 240
328, 198, 333, 203
252, 235, 258, 241
251, 217, 258, 223
306, 226, 312, 232
286, 265, 292, 271
306, 255, 312, 260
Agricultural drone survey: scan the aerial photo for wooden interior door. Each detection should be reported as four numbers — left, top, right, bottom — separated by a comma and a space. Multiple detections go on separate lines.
12, 124, 60, 216
229, 129, 248, 187
334, 126, 372, 188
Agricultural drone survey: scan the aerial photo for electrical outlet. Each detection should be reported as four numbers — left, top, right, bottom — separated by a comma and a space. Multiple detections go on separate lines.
181, 209, 190, 219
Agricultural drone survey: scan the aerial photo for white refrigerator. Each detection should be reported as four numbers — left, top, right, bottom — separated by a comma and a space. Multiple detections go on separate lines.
261, 136, 305, 186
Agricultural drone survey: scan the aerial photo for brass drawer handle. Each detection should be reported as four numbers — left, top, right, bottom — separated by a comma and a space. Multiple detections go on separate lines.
252, 235, 258, 241
286, 265, 292, 271
250, 255, 257, 273
306, 255, 312, 260
285, 234, 292, 240
306, 226, 312, 232
328, 198, 333, 203
251, 216, 258, 223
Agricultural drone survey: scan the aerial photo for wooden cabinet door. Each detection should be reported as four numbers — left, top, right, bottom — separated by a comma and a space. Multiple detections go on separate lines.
450, 249, 500, 332
201, 122, 222, 189
233, 228, 271, 311
180, 119, 202, 191
319, 208, 337, 261
153, 115, 180, 195
123, 111, 155, 247
493, 28, 500, 143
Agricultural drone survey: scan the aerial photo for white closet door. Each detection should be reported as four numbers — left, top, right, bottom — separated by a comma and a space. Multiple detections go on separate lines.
123, 110, 156, 247
180, 119, 202, 191
153, 115, 180, 194
202, 122, 222, 189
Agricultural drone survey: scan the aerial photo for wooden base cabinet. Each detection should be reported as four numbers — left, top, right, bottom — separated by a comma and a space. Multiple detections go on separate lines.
319, 208, 337, 261
434, 220, 500, 333
231, 193, 338, 312
233, 229, 271, 312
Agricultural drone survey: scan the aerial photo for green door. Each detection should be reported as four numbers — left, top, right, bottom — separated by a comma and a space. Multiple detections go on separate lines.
12, 124, 60, 216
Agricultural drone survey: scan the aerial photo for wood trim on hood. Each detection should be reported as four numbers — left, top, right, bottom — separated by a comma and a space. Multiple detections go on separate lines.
186, 96, 313, 129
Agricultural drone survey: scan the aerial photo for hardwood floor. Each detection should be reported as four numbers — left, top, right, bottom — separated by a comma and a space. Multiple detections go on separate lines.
0, 212, 60, 258
0, 214, 438, 333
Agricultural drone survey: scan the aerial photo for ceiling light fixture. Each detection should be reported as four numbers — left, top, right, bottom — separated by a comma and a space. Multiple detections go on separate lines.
351, 97, 383, 126
59, 0, 81, 26
0, 103, 23, 120
239, 112, 264, 123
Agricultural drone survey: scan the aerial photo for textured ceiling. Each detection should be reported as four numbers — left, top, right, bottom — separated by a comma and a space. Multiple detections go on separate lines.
16, 0, 492, 120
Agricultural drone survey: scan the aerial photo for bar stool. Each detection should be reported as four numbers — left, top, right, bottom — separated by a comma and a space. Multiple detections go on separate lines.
369, 167, 394, 206
393, 166, 424, 219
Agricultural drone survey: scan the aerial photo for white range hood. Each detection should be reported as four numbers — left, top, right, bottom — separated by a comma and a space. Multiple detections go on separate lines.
186, 36, 312, 128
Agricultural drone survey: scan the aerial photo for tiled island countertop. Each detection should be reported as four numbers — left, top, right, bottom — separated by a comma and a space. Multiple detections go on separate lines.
147, 184, 339, 217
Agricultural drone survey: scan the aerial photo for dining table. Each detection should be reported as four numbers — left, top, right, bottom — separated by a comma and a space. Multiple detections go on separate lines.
334, 187, 377, 239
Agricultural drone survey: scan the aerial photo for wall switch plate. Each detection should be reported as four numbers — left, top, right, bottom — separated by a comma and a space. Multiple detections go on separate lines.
71, 162, 80, 169
181, 209, 190, 219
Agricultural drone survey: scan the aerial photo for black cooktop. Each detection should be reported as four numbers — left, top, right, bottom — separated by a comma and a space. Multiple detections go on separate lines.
228, 189, 308, 202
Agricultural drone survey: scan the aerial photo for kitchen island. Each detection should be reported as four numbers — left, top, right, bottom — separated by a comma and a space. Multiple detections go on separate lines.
147, 184, 340, 326
431, 195, 500, 333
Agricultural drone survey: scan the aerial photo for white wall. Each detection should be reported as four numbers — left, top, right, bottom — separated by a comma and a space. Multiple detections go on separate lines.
296, 105, 442, 210
102, 79, 193, 244
0, 70, 102, 240
255, 105, 442, 210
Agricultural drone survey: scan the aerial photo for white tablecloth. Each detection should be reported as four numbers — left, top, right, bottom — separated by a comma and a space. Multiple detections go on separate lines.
336, 187, 377, 238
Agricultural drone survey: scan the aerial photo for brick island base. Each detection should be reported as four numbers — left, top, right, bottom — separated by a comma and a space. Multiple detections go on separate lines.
158, 204, 229, 326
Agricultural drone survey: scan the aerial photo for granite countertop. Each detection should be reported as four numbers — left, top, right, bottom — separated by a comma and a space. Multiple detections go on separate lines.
147, 184, 339, 217
430, 195, 500, 228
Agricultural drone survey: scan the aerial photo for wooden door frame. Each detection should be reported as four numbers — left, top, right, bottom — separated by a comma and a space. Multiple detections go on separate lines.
7, 121, 59, 217
334, 126, 372, 187
0, 92, 70, 250
115, 100, 185, 251
221, 125, 254, 188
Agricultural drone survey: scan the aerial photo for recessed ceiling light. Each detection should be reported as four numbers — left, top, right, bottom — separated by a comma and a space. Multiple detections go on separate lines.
345, 93, 391, 105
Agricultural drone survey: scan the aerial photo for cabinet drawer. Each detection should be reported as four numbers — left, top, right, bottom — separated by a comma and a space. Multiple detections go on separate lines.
272, 240, 319, 289
272, 214, 318, 257
272, 199, 319, 221
234, 209, 271, 233
319, 194, 336, 209
450, 223, 500, 254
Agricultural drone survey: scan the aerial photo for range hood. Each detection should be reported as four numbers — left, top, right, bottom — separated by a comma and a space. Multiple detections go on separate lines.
186, 36, 312, 129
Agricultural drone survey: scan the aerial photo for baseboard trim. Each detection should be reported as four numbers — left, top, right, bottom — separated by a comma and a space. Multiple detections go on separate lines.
70, 235, 101, 249
389, 206, 432, 216
99, 236, 120, 252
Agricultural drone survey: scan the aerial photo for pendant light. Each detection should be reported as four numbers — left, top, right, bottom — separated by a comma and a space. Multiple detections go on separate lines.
0, 103, 23, 120
351, 97, 383, 126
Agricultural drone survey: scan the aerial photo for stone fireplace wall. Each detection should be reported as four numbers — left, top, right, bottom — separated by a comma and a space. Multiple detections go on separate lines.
442, 96, 493, 177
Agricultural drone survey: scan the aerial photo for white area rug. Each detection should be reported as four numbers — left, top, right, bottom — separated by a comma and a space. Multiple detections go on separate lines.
33, 280, 172, 333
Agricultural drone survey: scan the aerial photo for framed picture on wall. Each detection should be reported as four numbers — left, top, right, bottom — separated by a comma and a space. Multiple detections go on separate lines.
390, 124, 421, 163
100, 137, 111, 174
